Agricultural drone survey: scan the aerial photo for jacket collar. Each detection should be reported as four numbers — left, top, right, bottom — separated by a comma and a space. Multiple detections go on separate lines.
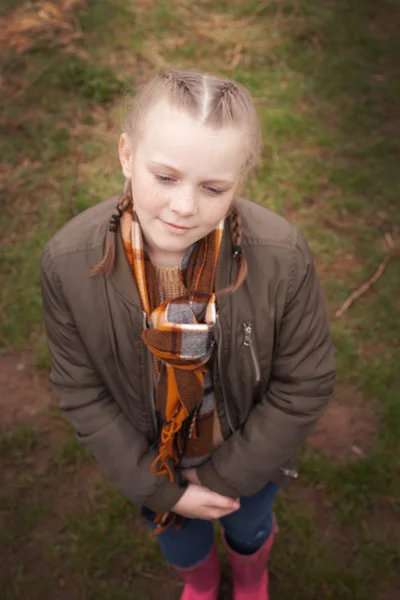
110, 223, 141, 306
215, 219, 233, 310
110, 219, 233, 308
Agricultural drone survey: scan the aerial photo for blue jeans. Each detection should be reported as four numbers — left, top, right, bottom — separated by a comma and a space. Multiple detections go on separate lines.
143, 481, 279, 568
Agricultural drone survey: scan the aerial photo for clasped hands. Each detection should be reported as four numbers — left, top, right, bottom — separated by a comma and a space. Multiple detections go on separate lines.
171, 467, 240, 520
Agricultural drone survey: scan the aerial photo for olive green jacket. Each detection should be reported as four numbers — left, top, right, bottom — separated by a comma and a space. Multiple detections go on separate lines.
40, 196, 335, 514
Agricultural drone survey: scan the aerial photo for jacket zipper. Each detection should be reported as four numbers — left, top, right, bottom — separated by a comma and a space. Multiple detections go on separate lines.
242, 323, 298, 479
143, 312, 157, 436
216, 314, 235, 433
243, 323, 261, 384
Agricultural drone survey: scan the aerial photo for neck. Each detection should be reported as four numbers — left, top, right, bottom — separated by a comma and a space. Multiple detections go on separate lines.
146, 246, 185, 268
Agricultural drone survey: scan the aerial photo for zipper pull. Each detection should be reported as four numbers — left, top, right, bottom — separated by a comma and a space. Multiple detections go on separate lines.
243, 323, 252, 346
242, 322, 261, 384
280, 467, 299, 479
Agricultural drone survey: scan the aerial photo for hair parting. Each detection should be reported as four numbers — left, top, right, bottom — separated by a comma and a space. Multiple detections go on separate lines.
200, 75, 211, 123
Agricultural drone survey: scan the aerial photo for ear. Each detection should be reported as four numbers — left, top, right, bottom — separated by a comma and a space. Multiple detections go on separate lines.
119, 133, 133, 179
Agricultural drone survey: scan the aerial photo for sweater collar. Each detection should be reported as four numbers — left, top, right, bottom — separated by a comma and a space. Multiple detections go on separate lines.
110, 219, 233, 309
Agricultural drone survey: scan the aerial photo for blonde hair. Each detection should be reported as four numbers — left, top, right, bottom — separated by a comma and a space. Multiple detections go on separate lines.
92, 69, 263, 291
123, 69, 262, 180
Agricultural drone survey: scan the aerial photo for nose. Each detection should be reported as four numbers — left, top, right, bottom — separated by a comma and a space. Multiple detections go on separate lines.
169, 190, 198, 217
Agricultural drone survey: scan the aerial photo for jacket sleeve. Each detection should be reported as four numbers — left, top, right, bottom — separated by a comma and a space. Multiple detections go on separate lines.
40, 246, 185, 513
197, 230, 336, 497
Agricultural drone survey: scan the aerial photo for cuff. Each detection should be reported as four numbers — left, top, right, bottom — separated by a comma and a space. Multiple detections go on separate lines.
144, 476, 187, 514
196, 461, 239, 498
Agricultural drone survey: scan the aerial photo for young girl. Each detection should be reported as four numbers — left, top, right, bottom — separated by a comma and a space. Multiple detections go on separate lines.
41, 69, 335, 600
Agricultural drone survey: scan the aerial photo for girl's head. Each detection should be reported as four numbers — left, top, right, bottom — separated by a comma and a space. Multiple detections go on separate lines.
94, 69, 262, 278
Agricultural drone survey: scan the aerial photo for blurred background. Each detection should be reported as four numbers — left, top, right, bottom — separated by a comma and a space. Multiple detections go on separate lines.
1, 1, 399, 598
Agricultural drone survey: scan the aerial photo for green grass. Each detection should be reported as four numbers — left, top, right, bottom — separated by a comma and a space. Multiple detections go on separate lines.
1, 0, 399, 598
0, 425, 38, 459
56, 57, 128, 103
55, 431, 93, 470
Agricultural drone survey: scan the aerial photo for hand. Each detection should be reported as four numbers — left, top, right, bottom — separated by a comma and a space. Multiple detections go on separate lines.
182, 468, 201, 485
172, 483, 240, 520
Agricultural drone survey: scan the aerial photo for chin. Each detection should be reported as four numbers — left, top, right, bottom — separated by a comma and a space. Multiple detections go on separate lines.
154, 236, 188, 250
163, 241, 192, 253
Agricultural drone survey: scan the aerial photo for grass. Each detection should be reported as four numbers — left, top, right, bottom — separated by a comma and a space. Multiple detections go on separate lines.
1, 0, 399, 598
0, 425, 38, 459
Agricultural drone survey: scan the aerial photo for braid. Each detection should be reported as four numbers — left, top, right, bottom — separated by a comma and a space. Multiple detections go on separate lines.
224, 204, 248, 293
170, 72, 190, 93
228, 203, 243, 250
117, 183, 133, 215
220, 82, 237, 96
90, 183, 133, 276
159, 70, 197, 113
207, 80, 239, 124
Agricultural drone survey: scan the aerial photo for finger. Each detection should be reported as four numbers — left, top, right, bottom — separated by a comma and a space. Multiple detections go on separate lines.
205, 494, 240, 510
205, 502, 240, 518
208, 506, 239, 520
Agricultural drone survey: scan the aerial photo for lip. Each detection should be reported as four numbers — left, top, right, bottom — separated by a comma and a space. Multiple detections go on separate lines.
162, 220, 194, 233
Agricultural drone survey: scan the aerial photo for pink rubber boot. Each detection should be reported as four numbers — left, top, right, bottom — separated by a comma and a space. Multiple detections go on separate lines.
222, 519, 276, 600
174, 543, 221, 600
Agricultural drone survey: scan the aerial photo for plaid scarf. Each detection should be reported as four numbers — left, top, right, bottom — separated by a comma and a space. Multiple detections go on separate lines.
120, 208, 224, 492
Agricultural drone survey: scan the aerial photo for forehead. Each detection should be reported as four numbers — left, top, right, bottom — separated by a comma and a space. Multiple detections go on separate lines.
137, 100, 246, 179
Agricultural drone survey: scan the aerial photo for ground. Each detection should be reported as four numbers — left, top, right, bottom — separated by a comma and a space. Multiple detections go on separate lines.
1, 348, 398, 599
1, 1, 399, 599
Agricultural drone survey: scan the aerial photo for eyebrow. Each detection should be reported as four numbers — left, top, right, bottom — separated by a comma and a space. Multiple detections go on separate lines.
147, 161, 234, 186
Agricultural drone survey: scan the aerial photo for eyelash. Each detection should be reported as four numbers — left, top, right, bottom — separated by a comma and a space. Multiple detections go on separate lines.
155, 174, 174, 183
154, 174, 224, 195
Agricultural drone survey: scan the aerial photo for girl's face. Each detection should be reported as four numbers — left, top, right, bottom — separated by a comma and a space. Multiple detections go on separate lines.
119, 100, 246, 266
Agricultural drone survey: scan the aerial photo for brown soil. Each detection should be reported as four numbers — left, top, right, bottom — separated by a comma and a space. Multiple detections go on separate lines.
285, 482, 353, 559
316, 251, 362, 282
0, 351, 58, 432
369, 503, 400, 545
307, 382, 379, 462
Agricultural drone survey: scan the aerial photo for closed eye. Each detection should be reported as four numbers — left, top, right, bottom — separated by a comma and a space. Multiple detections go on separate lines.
204, 186, 224, 195
155, 173, 225, 195
155, 174, 176, 183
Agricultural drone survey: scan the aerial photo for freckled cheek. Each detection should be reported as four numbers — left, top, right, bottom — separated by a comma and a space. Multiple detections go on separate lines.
132, 179, 168, 216
199, 198, 232, 227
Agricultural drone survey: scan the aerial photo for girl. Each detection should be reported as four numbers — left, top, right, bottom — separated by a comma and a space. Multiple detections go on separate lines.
41, 69, 335, 600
